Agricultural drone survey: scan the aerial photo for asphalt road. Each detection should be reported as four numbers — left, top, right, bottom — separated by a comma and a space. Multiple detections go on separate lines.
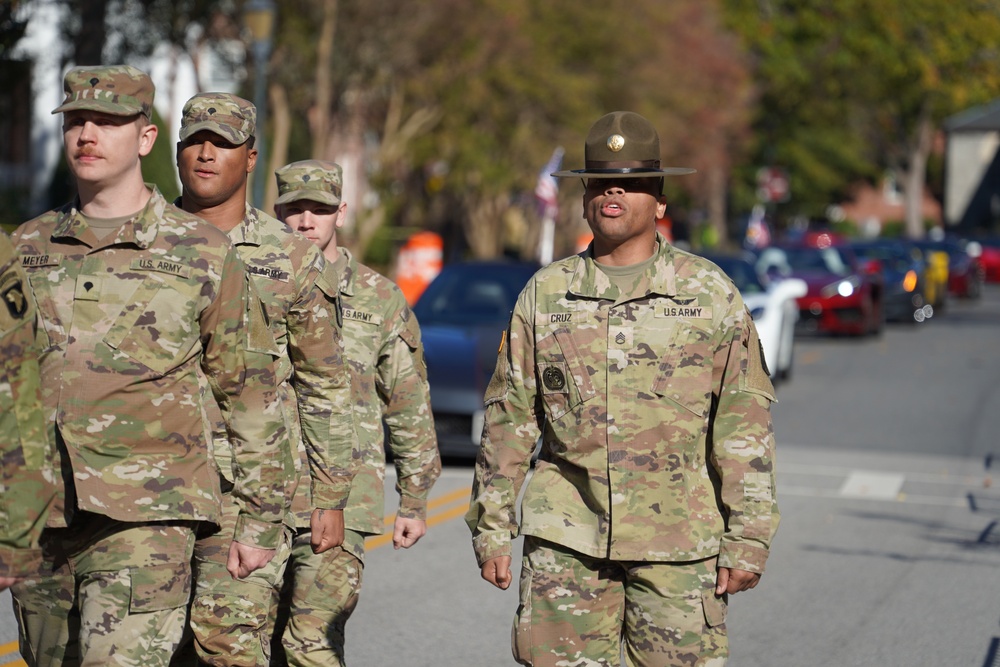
2, 285, 999, 667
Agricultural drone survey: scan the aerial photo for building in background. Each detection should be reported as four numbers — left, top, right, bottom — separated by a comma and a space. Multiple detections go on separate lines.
943, 98, 1000, 235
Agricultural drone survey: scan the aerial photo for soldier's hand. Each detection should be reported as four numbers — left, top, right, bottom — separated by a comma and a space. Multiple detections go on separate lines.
715, 566, 760, 596
227, 542, 276, 580
481, 556, 513, 590
393, 516, 427, 550
0, 576, 21, 592
310, 508, 345, 554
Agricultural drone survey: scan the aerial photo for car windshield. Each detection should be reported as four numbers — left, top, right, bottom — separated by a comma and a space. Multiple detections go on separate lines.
413, 263, 537, 325
705, 256, 766, 295
763, 246, 851, 276
852, 244, 912, 273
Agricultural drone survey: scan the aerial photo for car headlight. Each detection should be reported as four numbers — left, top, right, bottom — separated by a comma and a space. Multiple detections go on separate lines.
749, 306, 765, 321
821, 277, 859, 298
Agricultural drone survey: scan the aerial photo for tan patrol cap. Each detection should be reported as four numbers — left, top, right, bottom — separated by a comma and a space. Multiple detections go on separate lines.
274, 160, 343, 206
179, 93, 256, 145
52, 64, 154, 117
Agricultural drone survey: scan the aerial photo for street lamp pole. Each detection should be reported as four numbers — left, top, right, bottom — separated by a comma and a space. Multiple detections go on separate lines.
244, 0, 276, 209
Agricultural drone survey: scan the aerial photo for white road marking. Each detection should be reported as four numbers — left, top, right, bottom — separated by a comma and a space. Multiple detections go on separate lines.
838, 470, 905, 499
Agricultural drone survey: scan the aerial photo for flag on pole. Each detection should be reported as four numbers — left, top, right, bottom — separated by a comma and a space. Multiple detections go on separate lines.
535, 147, 564, 221
744, 204, 772, 249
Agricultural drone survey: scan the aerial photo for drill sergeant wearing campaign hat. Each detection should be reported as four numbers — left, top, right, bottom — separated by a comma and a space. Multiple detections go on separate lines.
467, 111, 779, 666
174, 95, 356, 667
10, 65, 289, 667
269, 160, 440, 667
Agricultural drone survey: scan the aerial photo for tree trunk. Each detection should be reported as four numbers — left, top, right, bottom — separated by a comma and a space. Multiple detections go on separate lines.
461, 193, 508, 259
74, 0, 107, 65
904, 106, 934, 239
264, 81, 291, 214
311, 0, 338, 156
707, 164, 728, 247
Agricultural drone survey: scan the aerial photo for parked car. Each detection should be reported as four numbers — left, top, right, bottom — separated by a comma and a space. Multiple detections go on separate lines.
413, 260, 539, 458
700, 253, 807, 382
901, 241, 949, 311
976, 237, 1000, 283
849, 240, 929, 322
910, 238, 983, 300
756, 244, 885, 337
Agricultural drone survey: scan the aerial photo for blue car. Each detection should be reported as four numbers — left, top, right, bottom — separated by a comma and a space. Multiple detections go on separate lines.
413, 260, 539, 458
849, 240, 928, 322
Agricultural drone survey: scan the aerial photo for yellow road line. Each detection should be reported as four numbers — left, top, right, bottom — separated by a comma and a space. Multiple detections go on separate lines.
368, 486, 471, 550
0, 639, 25, 667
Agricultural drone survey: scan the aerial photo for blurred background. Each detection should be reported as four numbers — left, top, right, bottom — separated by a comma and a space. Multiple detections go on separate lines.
3, 0, 1000, 275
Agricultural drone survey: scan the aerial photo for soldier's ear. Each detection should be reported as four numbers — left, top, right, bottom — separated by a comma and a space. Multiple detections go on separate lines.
137, 122, 157, 157
246, 146, 258, 174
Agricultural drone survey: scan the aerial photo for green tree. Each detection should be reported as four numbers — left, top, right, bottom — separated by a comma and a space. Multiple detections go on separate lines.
259, 0, 756, 257
723, 0, 1000, 237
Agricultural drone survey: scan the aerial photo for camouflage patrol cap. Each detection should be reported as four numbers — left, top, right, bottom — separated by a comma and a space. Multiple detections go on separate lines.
274, 160, 343, 206
52, 65, 154, 117
179, 93, 256, 145
552, 111, 695, 178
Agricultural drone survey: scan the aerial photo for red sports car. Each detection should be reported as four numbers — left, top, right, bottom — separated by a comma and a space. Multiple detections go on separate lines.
975, 237, 1000, 283
756, 245, 885, 337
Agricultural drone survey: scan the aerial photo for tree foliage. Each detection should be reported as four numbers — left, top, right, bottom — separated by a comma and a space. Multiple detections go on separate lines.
723, 0, 1000, 235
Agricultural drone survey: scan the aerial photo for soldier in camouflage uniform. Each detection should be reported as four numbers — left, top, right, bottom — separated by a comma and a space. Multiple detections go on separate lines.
10, 65, 289, 667
0, 230, 57, 591
466, 111, 779, 667
174, 95, 356, 667
270, 160, 441, 667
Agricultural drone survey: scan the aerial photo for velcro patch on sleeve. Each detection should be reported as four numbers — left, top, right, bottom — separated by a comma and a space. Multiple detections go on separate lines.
741, 315, 775, 401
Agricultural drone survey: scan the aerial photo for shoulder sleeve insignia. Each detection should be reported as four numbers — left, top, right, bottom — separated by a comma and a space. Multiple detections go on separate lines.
2, 280, 28, 319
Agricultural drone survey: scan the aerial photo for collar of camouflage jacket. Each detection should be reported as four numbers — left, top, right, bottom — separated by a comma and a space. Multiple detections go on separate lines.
335, 246, 356, 297
228, 204, 267, 247
568, 231, 678, 301
53, 184, 163, 250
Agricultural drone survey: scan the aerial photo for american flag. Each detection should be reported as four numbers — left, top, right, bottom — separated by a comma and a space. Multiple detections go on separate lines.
744, 204, 772, 249
535, 147, 564, 221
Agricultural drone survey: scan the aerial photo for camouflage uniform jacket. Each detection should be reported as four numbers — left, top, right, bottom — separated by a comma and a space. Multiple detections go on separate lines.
322, 248, 440, 535
14, 187, 288, 549
226, 206, 355, 517
0, 231, 57, 576
466, 234, 779, 572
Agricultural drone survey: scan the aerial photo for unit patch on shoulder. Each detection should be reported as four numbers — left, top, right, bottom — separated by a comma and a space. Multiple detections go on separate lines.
2, 279, 27, 319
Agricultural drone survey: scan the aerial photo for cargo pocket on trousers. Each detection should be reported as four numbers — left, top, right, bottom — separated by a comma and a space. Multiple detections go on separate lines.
701, 590, 728, 629
511, 564, 534, 666
130, 562, 192, 613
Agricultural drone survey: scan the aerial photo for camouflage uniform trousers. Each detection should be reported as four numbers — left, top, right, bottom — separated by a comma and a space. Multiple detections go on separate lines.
10, 511, 197, 667
171, 493, 292, 667
513, 536, 728, 667
268, 528, 365, 667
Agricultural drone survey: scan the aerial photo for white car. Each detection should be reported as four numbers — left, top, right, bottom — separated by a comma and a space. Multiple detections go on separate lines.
702, 254, 807, 383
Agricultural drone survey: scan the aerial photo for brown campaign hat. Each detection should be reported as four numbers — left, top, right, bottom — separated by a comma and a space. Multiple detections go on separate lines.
552, 111, 695, 178
52, 65, 154, 117
179, 93, 256, 145
274, 160, 343, 206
